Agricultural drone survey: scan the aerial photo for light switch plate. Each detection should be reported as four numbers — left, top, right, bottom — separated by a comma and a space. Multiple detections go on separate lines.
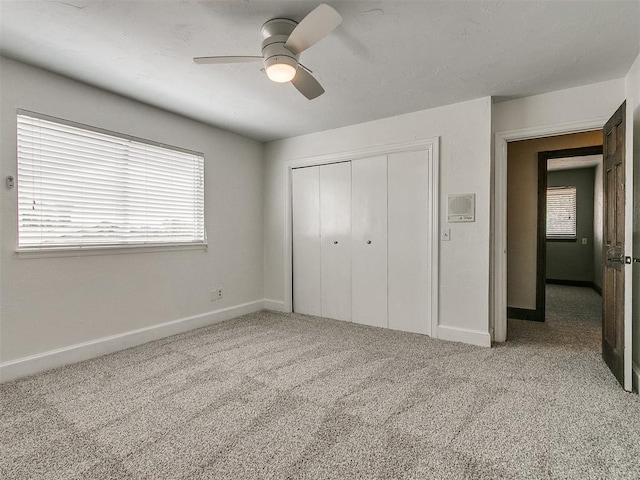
441, 228, 451, 242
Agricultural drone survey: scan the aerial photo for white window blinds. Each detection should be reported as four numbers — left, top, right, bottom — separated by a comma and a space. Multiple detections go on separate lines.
546, 186, 577, 238
17, 112, 205, 250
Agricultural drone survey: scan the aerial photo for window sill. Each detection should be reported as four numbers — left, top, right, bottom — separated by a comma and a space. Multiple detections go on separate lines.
546, 237, 577, 243
15, 243, 207, 259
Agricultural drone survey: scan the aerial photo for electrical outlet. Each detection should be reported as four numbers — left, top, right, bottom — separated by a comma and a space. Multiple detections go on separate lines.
210, 288, 223, 302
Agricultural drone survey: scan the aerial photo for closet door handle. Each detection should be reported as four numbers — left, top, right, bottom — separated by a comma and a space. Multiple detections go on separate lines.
366, 240, 372, 244
333, 241, 338, 244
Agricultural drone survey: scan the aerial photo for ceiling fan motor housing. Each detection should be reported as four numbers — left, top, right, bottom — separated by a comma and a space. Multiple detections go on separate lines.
193, 5, 341, 99
261, 18, 300, 71
261, 18, 297, 38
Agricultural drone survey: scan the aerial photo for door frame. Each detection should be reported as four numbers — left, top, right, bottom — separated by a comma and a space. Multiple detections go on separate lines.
536, 145, 604, 322
493, 118, 606, 342
282, 137, 440, 337
494, 115, 633, 391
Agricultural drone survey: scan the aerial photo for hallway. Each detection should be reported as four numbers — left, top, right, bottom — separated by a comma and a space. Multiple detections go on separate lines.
508, 284, 601, 351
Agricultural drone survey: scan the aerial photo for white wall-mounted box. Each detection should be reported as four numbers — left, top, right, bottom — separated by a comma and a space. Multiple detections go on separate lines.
447, 193, 475, 222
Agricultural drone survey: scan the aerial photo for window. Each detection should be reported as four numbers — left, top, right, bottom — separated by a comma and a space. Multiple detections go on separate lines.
17, 112, 205, 250
546, 186, 576, 239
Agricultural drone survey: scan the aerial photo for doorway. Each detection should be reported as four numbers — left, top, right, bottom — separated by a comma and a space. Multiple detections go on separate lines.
505, 131, 603, 323
537, 145, 604, 322
534, 146, 605, 354
505, 138, 606, 372
495, 104, 632, 391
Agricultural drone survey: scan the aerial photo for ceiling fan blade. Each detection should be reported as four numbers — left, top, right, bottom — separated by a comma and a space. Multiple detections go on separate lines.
291, 67, 325, 100
285, 4, 342, 54
193, 56, 262, 64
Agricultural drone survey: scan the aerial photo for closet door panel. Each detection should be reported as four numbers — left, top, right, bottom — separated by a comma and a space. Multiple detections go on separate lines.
292, 167, 321, 316
388, 150, 429, 334
291, 167, 322, 316
352, 156, 388, 328
320, 162, 352, 321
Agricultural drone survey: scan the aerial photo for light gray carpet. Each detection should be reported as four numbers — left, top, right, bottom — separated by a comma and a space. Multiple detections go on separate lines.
2, 286, 639, 479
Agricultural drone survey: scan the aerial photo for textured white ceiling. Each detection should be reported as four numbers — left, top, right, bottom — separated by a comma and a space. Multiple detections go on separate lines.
1, 1, 638, 142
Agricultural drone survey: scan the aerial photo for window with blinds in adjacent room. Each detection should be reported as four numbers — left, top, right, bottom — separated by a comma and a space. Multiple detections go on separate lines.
546, 186, 577, 239
16, 111, 205, 251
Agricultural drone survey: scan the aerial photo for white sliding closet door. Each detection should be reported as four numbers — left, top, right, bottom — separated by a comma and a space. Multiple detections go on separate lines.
352, 156, 388, 328
320, 162, 352, 321
292, 167, 321, 316
388, 150, 429, 334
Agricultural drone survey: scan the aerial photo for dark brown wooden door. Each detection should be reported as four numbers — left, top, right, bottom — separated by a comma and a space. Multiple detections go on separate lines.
602, 101, 626, 387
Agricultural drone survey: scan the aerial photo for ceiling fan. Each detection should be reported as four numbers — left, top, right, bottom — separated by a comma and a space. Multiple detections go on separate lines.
194, 3, 342, 100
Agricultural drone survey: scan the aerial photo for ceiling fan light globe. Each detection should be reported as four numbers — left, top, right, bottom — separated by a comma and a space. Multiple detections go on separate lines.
266, 62, 297, 83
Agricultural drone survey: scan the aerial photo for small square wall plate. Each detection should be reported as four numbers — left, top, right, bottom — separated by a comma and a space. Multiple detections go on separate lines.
447, 193, 475, 222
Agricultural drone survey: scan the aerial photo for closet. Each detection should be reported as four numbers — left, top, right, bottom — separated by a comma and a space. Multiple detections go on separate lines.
291, 149, 430, 335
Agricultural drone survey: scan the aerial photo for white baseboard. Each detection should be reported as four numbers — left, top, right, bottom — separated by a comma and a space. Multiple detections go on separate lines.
263, 298, 287, 312
633, 362, 640, 394
0, 299, 265, 383
437, 325, 492, 348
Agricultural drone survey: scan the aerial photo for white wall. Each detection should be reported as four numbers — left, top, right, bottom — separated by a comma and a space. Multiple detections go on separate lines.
625, 53, 640, 391
493, 79, 625, 133
264, 97, 492, 342
0, 58, 265, 371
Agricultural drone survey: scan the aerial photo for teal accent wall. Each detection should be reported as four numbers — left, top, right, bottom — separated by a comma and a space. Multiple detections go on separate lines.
546, 167, 596, 282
